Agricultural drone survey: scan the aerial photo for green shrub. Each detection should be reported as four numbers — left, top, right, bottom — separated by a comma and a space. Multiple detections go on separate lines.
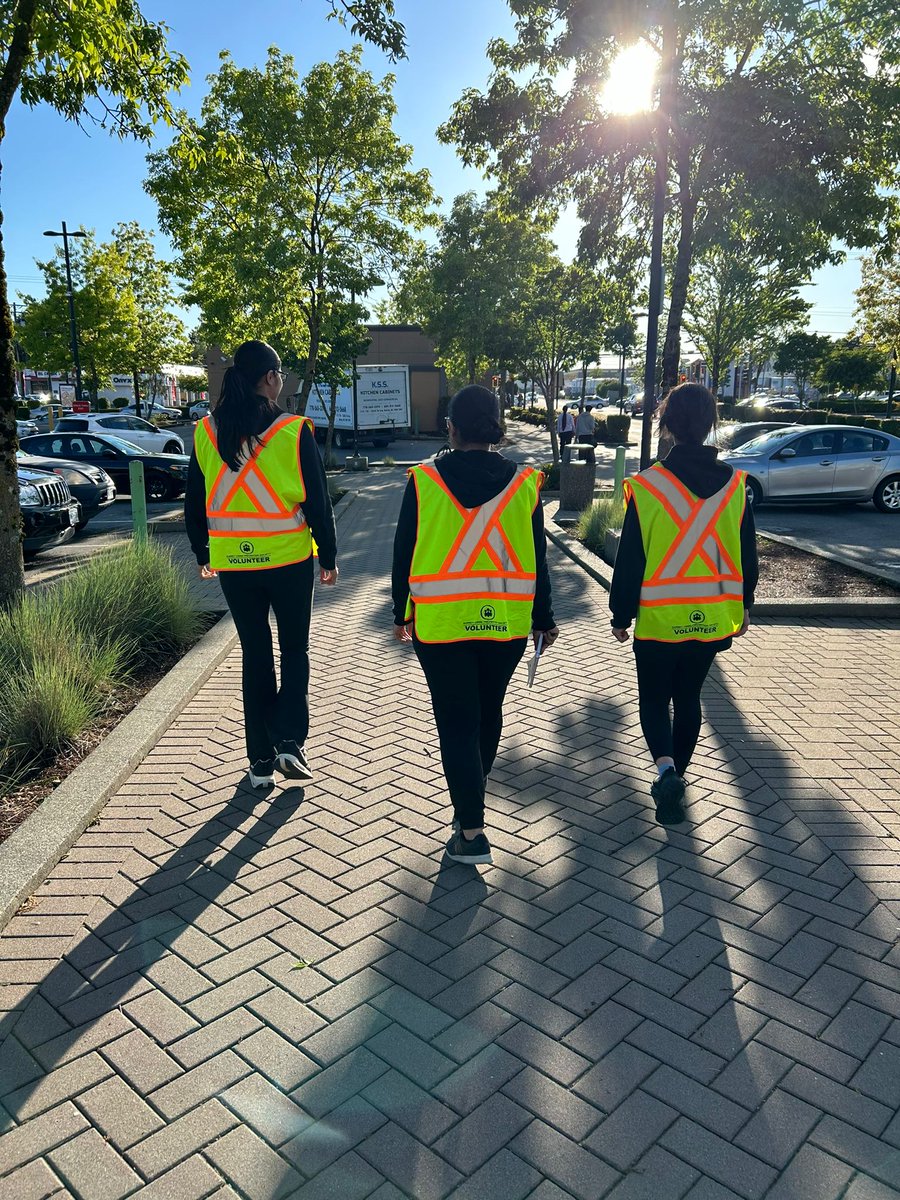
540, 461, 561, 490
16, 405, 30, 420
605, 414, 631, 442
576, 498, 625, 555
113, 396, 129, 409
95, 397, 110, 411
592, 416, 608, 440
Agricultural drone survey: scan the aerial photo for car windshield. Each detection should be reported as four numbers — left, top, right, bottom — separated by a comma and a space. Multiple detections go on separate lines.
730, 427, 803, 454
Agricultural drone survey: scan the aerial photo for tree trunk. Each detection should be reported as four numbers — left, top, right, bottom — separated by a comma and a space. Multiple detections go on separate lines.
467, 351, 476, 385
580, 361, 588, 406
324, 382, 338, 467
133, 367, 142, 419
662, 161, 697, 391
710, 355, 721, 395
0, 190, 24, 607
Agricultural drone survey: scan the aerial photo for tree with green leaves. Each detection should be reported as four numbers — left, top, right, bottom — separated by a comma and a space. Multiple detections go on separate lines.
0, 1, 188, 606
855, 256, 900, 354
147, 46, 434, 413
112, 223, 191, 415
18, 233, 138, 403
440, 0, 900, 393
773, 331, 831, 403
385, 193, 555, 388
302, 298, 371, 467
683, 241, 809, 395
327, 0, 406, 60
816, 342, 885, 411
566, 267, 632, 406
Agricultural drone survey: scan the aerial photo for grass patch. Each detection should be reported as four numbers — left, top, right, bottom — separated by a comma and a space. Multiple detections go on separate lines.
0, 540, 201, 791
382, 455, 396, 467
576, 497, 625, 556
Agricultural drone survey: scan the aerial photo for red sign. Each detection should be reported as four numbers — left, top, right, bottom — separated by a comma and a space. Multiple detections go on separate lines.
72, 400, 90, 413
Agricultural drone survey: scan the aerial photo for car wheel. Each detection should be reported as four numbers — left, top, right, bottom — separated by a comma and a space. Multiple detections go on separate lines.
164, 440, 181, 454
872, 475, 900, 513
745, 476, 763, 509
145, 473, 173, 502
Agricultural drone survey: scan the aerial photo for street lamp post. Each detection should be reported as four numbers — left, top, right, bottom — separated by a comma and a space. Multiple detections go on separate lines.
350, 286, 360, 459
43, 222, 87, 405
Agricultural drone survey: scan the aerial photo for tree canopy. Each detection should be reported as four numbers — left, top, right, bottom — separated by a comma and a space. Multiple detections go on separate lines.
773, 332, 831, 401
146, 46, 435, 409
855, 256, 900, 353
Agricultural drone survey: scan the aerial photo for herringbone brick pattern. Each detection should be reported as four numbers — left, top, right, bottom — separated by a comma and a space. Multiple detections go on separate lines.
0, 473, 898, 1200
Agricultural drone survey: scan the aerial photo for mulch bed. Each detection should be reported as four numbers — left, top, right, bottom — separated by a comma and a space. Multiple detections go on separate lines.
757, 538, 900, 599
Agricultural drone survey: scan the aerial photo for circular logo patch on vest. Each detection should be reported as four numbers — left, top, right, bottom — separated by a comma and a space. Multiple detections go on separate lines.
481, 604, 496, 621
239, 540, 255, 555
690, 610, 705, 624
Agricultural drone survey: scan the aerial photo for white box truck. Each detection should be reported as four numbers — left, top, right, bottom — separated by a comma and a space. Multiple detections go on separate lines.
303, 364, 410, 449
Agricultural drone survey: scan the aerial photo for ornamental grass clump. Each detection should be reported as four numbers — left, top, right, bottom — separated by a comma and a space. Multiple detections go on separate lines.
576, 497, 625, 556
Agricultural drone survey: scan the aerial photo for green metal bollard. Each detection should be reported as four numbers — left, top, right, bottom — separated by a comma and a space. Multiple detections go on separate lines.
613, 445, 626, 501
129, 460, 148, 545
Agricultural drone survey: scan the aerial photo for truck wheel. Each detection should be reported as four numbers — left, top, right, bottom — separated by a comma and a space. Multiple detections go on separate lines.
373, 439, 389, 448
334, 430, 346, 449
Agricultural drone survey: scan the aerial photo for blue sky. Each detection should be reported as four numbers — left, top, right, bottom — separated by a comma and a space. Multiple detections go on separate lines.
2, 0, 859, 338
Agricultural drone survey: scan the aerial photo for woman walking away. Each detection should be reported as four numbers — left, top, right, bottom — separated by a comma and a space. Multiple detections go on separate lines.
185, 340, 338, 790
609, 383, 758, 825
392, 385, 558, 866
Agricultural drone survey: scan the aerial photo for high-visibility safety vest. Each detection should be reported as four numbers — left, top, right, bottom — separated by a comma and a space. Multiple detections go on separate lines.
624, 464, 746, 643
406, 463, 543, 644
194, 414, 314, 571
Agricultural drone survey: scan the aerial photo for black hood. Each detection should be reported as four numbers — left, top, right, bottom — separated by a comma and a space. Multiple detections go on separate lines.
658, 443, 734, 499
433, 449, 518, 508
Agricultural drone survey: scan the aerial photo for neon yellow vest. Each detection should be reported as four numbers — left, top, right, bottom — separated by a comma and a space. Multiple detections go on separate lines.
624, 464, 746, 643
407, 463, 542, 643
194, 414, 313, 571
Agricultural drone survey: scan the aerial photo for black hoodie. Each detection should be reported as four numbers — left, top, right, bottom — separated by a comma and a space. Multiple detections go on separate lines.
391, 449, 555, 630
609, 443, 759, 648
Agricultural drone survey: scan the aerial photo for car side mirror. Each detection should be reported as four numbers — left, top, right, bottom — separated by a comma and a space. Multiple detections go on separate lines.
776, 447, 796, 459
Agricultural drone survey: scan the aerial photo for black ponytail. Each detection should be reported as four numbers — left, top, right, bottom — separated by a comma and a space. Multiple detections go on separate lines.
214, 340, 282, 471
449, 385, 503, 446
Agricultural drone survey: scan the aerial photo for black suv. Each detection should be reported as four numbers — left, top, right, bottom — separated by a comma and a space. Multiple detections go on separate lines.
18, 464, 80, 555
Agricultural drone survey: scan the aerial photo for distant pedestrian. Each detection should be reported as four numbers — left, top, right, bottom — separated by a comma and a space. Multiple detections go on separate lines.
185, 340, 338, 790
557, 406, 575, 452
575, 406, 596, 463
392, 385, 558, 865
609, 383, 758, 825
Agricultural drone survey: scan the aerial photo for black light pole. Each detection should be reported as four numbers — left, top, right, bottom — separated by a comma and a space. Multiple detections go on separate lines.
43, 223, 87, 404
350, 286, 360, 459
640, 2, 677, 471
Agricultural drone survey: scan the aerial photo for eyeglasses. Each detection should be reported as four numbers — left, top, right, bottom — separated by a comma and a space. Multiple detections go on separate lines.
274, 370, 288, 380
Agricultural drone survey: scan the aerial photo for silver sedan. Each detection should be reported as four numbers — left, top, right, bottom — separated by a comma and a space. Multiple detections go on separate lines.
720, 424, 900, 513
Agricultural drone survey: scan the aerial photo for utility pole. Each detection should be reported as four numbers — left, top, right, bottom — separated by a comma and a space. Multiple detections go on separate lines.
43, 222, 87, 404
640, 0, 678, 471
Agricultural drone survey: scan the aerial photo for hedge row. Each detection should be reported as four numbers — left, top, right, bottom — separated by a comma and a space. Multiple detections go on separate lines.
508, 408, 631, 442
732, 407, 900, 437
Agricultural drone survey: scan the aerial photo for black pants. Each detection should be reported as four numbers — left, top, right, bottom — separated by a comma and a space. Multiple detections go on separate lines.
414, 637, 527, 829
633, 640, 719, 776
219, 559, 314, 765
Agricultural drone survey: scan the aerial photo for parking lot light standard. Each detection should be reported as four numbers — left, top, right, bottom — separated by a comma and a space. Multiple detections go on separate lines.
42, 223, 87, 409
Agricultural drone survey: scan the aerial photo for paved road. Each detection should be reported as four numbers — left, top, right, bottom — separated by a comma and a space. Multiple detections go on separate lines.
1, 472, 898, 1198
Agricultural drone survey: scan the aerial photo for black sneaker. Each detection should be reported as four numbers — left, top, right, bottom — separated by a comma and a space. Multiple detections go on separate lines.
651, 767, 687, 825
247, 759, 276, 788
275, 741, 313, 781
445, 831, 493, 865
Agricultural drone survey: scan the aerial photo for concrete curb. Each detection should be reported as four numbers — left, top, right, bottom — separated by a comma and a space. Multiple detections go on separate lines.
0, 487, 362, 933
545, 522, 900, 619
0, 613, 239, 933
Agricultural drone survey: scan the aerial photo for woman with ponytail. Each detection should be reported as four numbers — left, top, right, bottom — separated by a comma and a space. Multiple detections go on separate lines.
392, 385, 558, 865
185, 340, 338, 789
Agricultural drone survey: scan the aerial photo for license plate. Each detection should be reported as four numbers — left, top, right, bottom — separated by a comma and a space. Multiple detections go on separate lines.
68, 505, 79, 526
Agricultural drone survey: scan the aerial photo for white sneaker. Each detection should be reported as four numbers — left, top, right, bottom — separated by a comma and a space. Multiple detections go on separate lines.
247, 759, 276, 788
276, 742, 313, 781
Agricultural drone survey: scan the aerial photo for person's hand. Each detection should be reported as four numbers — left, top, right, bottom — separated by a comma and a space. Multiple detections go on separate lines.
199, 564, 218, 580
611, 627, 630, 643
533, 627, 559, 649
393, 623, 413, 643
320, 566, 339, 586
735, 608, 751, 637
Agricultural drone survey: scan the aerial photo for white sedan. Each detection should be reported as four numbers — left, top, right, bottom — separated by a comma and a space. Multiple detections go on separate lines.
53, 413, 184, 455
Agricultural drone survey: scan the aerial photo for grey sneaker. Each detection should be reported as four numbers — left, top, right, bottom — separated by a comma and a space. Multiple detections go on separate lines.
445, 831, 493, 865
651, 768, 687, 825
275, 741, 313, 781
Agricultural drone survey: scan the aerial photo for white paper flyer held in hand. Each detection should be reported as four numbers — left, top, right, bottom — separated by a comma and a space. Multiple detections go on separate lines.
527, 634, 544, 688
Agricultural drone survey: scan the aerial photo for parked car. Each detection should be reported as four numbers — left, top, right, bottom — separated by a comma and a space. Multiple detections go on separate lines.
710, 422, 791, 452
765, 397, 807, 412
54, 413, 184, 455
720, 424, 900, 512
118, 402, 183, 421
17, 451, 116, 529
28, 404, 72, 428
19, 432, 190, 502
189, 400, 210, 420
16, 419, 39, 438
18, 463, 79, 555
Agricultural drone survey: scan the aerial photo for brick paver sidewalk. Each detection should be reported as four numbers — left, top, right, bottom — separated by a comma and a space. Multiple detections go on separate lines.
1, 475, 899, 1200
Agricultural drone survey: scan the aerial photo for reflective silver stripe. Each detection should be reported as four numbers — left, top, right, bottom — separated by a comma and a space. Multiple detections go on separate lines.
410, 576, 535, 599
209, 512, 307, 535
638, 469, 738, 578
641, 580, 742, 601
445, 471, 527, 572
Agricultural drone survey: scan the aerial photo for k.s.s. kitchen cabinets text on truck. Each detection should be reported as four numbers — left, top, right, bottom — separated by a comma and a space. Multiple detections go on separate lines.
303, 365, 411, 448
